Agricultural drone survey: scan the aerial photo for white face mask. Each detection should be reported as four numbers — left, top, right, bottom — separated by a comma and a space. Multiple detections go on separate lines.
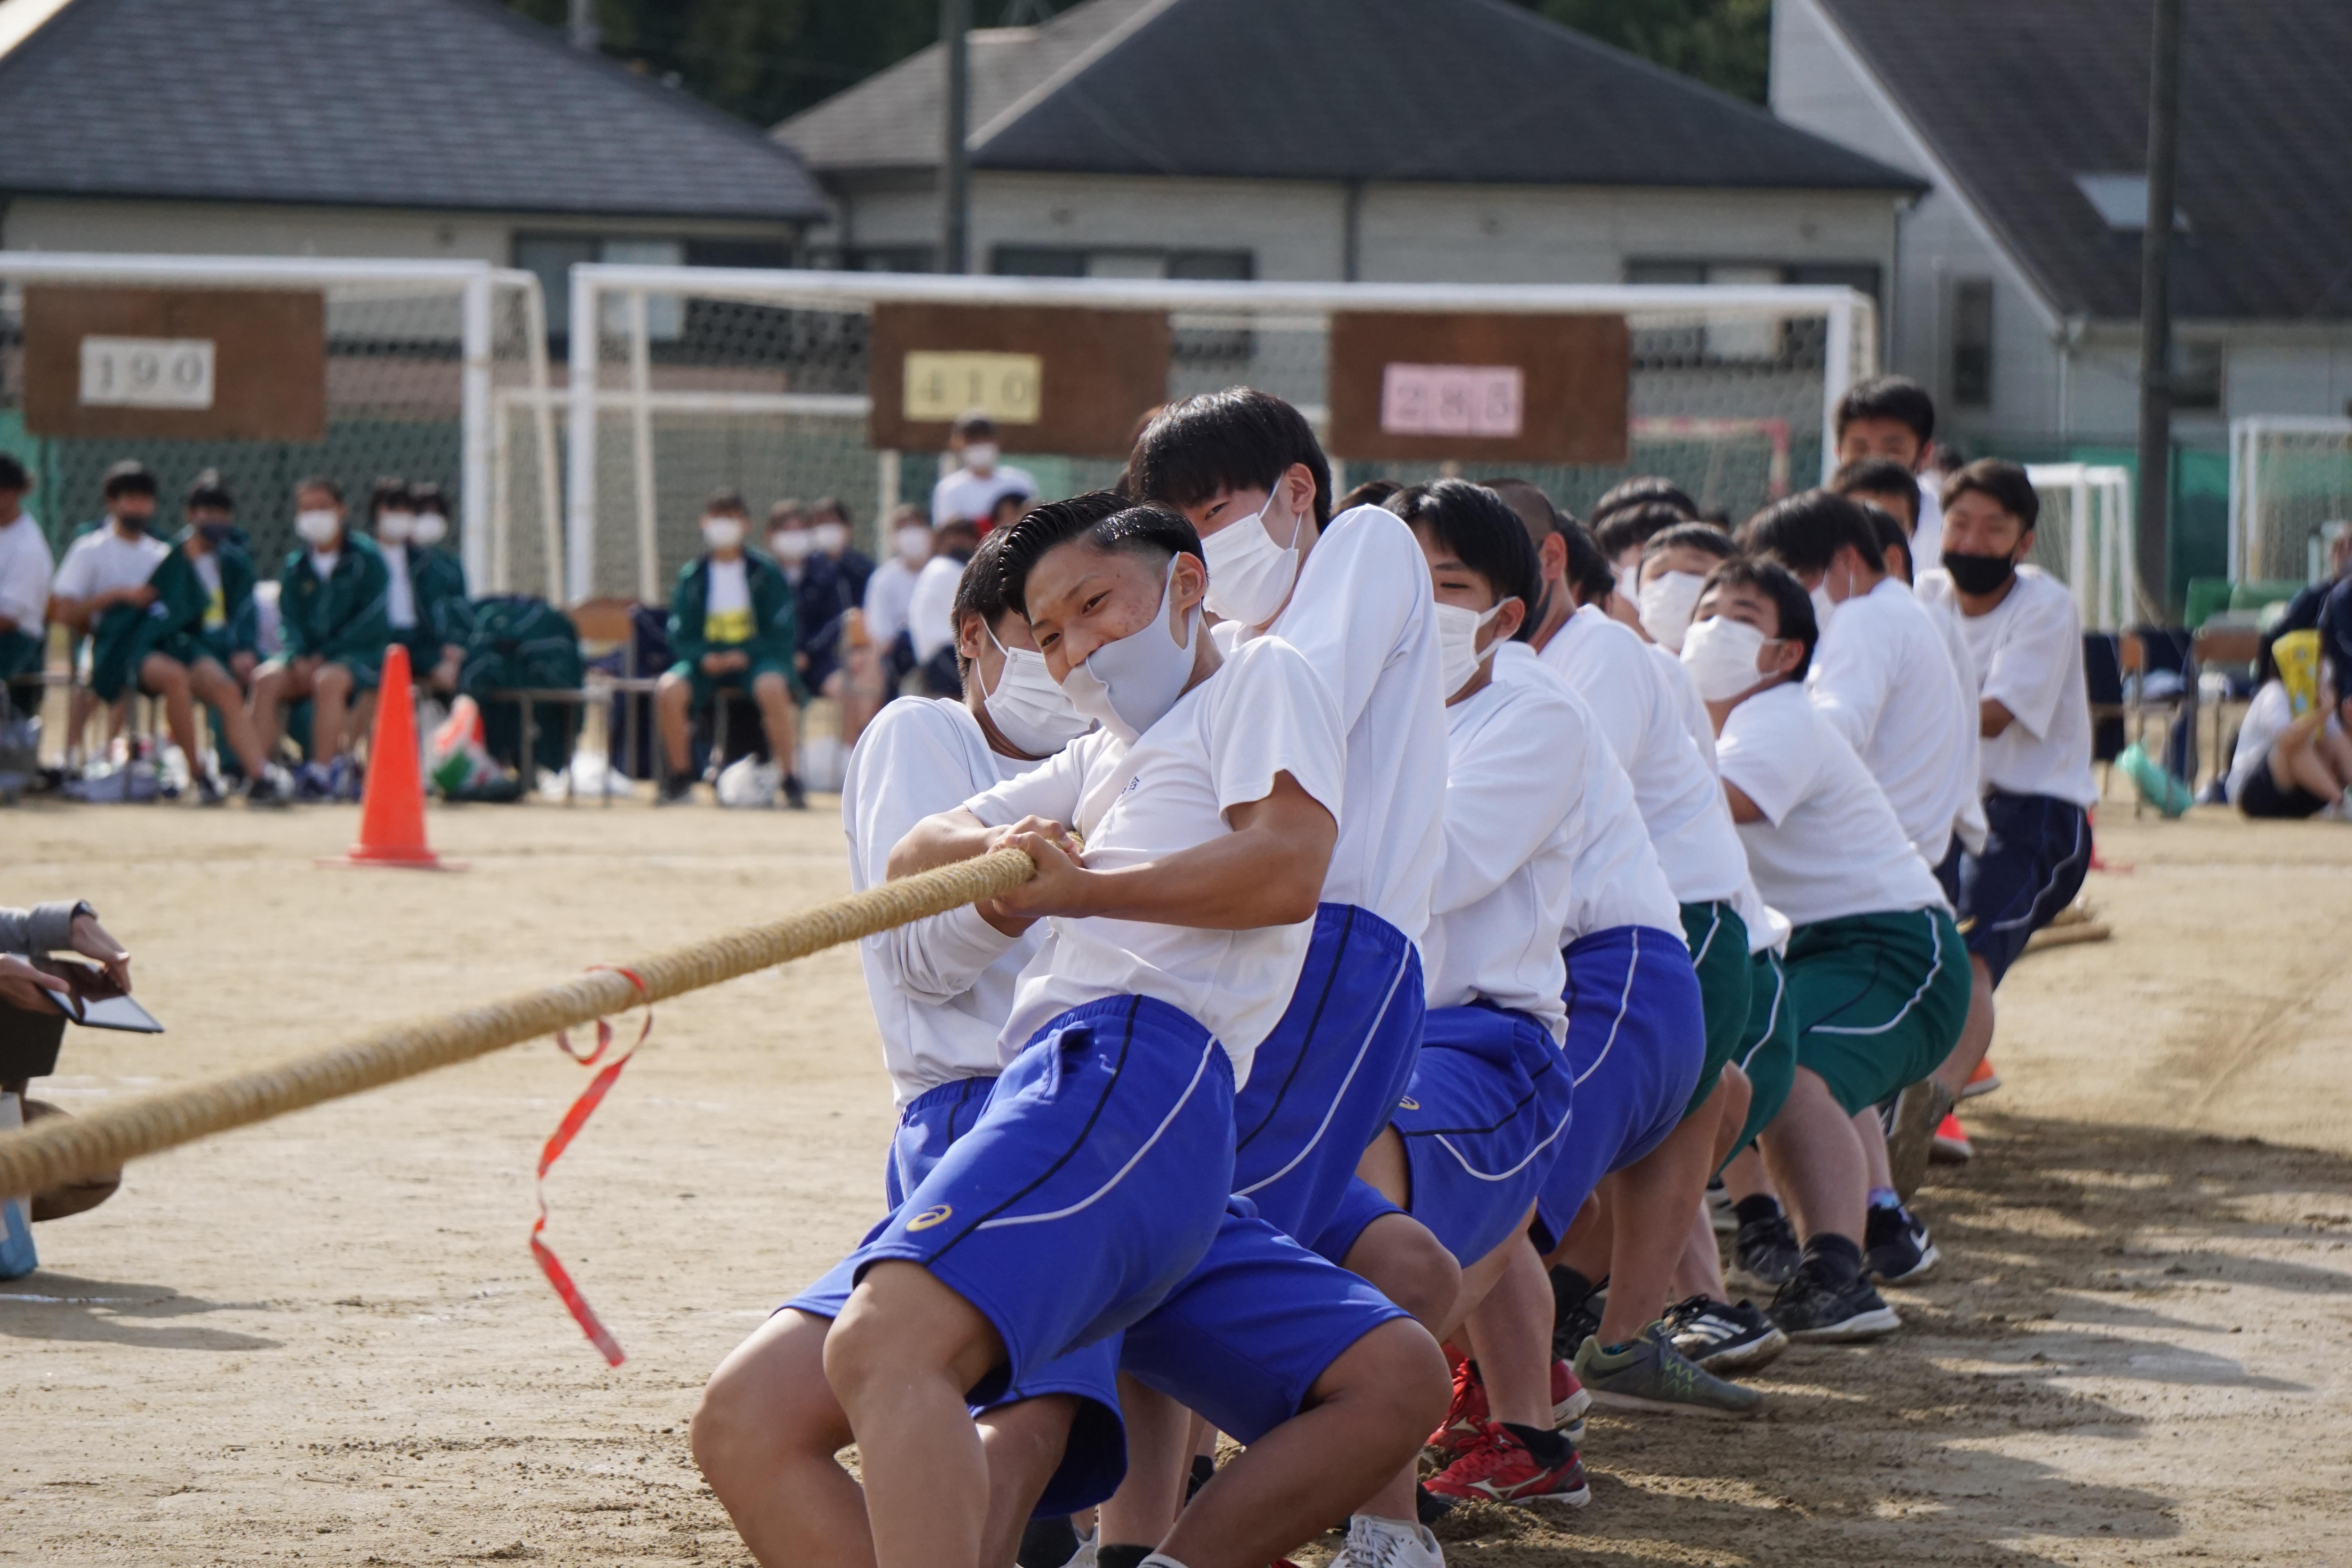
1808, 581, 1838, 634
1200, 479, 1303, 627
1058, 564, 1200, 744
896, 524, 933, 564
1680, 615, 1773, 702
770, 530, 812, 563
811, 521, 849, 554
982, 622, 1093, 756
1432, 600, 1506, 699
375, 509, 415, 545
1638, 570, 1707, 653
412, 510, 448, 547
701, 515, 745, 551
963, 441, 999, 470
295, 509, 341, 547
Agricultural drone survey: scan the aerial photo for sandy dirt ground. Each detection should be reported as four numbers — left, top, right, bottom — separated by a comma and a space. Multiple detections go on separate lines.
5, 791, 2351, 1567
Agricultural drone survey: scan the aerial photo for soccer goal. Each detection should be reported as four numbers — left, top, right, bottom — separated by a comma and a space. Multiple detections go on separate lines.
2025, 462, 2138, 632
0, 254, 559, 597
551, 266, 1877, 604
2229, 416, 2352, 585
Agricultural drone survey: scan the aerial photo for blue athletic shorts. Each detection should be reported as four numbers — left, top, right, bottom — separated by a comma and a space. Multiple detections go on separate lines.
1232, 903, 1424, 1246
1121, 1205, 1411, 1447
1385, 1005, 1573, 1268
1531, 925, 1705, 1253
1934, 790, 2092, 987
886, 1076, 996, 1208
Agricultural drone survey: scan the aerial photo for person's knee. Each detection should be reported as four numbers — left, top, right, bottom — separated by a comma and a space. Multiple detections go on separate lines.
752, 671, 791, 706
1305, 1319, 1449, 1438
656, 673, 691, 710
1344, 1213, 1461, 1335
314, 664, 353, 701
691, 1315, 846, 1483
142, 657, 189, 697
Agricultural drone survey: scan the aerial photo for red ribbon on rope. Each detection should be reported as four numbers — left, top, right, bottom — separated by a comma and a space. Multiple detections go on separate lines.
530, 966, 652, 1367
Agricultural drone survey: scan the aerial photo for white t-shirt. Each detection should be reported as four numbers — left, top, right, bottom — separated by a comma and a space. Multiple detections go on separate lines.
1423, 672, 1583, 1038
2223, 680, 2342, 805
1538, 603, 1749, 906
308, 548, 339, 581
1255, 503, 1448, 947
0, 511, 53, 635
844, 698, 1049, 1105
965, 635, 1346, 1087
1495, 644, 1683, 942
1717, 681, 1951, 928
1805, 575, 1980, 867
907, 553, 965, 663
931, 464, 1038, 527
1912, 473, 1945, 567
1651, 640, 1717, 765
862, 557, 922, 649
1916, 566, 2097, 807
49, 524, 168, 603
702, 555, 752, 644
1921, 595, 1989, 853
381, 542, 416, 630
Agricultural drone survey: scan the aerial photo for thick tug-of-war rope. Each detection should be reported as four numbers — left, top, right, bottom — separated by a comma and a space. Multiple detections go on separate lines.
0, 848, 1040, 1203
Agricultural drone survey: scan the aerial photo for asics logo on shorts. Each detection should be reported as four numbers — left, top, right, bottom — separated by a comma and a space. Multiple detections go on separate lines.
907, 1204, 954, 1231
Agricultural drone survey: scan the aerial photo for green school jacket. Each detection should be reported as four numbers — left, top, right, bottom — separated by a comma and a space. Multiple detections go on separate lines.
88, 549, 201, 701
162, 532, 260, 666
666, 549, 802, 698
276, 534, 392, 672
389, 543, 470, 659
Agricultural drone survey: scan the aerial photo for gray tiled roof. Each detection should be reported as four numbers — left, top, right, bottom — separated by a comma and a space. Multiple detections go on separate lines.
0, 0, 827, 221
1819, 0, 2352, 321
780, 0, 1925, 192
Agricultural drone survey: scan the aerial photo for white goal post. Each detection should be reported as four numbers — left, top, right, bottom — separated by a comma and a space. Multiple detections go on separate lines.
2024, 462, 2137, 632
2229, 415, 2352, 585
0, 252, 559, 597
557, 267, 1877, 606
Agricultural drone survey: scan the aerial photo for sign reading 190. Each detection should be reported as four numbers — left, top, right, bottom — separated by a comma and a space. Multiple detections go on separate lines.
80, 336, 217, 410
902, 350, 1044, 424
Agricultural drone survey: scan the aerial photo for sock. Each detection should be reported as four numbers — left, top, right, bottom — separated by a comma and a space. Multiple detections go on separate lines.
1416, 1481, 1454, 1524
1184, 1451, 1216, 1503
1867, 1186, 1901, 1212
1016, 1517, 1081, 1568
1500, 1421, 1572, 1467
1802, 1231, 1866, 1283
1731, 1193, 1782, 1226
1098, 1546, 1158, 1568
1548, 1263, 1596, 1316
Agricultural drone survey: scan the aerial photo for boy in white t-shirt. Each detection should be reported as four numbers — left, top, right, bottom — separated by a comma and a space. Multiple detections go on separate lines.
47, 462, 172, 761
930, 412, 1038, 527
0, 454, 51, 720
1835, 376, 1944, 568
1687, 558, 1970, 1345
1914, 461, 2096, 1174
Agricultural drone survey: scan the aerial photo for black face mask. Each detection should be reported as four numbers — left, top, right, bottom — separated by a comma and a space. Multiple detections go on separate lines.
195, 522, 234, 546
1941, 550, 2018, 597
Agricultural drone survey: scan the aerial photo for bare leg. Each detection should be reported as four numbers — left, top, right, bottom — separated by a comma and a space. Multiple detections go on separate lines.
1757, 1068, 1866, 1245
1930, 956, 1996, 1098
1721, 1143, 1777, 1205
1853, 1107, 1895, 1194
1092, 1376, 1189, 1554
139, 654, 201, 771
248, 659, 301, 760
657, 671, 697, 776
1589, 1077, 1729, 1346
311, 661, 354, 764
693, 1310, 877, 1568
1461, 1240, 1554, 1422
976, 1395, 1079, 1568
753, 670, 800, 772
1671, 1201, 1730, 1301
190, 659, 269, 778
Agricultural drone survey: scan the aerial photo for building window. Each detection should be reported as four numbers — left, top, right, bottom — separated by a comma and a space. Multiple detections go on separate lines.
1951, 278, 1994, 408
990, 246, 1254, 280
2172, 339, 2223, 411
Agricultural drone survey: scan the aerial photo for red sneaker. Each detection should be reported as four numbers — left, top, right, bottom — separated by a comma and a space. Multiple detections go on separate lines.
1962, 1058, 2001, 1100
1427, 1352, 1490, 1461
1425, 1420, 1590, 1507
1931, 1112, 1974, 1163
1552, 1358, 1591, 1437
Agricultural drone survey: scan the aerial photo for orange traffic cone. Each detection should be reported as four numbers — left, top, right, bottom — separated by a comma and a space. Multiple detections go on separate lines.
319, 645, 463, 871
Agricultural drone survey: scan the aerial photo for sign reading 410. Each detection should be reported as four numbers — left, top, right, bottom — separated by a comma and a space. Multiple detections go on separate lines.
902, 350, 1043, 425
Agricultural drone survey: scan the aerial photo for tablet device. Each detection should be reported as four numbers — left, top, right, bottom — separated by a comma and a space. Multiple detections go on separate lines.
33, 959, 165, 1034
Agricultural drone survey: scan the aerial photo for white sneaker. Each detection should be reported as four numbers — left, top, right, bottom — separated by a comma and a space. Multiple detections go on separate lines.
1062, 1530, 1096, 1568
1331, 1514, 1446, 1568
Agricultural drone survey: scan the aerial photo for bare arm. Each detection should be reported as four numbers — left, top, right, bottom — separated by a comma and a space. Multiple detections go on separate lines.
1980, 697, 2015, 739
1722, 778, 1768, 825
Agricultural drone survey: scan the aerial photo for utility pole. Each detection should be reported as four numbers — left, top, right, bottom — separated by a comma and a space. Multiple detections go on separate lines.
567, 0, 597, 51
939, 0, 973, 274
2133, 0, 2183, 615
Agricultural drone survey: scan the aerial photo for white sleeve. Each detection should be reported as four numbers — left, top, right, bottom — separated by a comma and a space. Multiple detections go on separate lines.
0, 539, 51, 629
1805, 619, 1894, 753
1210, 639, 1345, 822
863, 564, 908, 645
1431, 695, 1583, 916
929, 474, 956, 525
852, 707, 1022, 1004
908, 561, 959, 661
2226, 681, 2292, 802
48, 539, 94, 602
1715, 695, 1817, 827
1278, 510, 1426, 737
1982, 587, 2079, 740
966, 731, 1091, 828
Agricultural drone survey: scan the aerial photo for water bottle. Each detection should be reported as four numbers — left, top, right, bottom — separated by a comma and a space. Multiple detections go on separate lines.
0, 1092, 36, 1279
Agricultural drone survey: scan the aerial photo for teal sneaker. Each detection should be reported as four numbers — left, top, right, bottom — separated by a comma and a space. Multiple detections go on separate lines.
1571, 1323, 1765, 1418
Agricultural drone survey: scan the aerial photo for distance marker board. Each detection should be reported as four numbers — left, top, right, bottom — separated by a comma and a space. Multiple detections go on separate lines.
867, 303, 1171, 457
22, 286, 328, 443
1327, 311, 1630, 465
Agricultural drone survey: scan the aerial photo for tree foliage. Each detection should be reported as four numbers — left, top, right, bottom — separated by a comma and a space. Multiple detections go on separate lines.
1515, 0, 1771, 104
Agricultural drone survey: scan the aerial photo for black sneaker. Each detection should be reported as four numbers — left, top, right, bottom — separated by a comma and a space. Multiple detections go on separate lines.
1864, 1201, 1941, 1285
1707, 1176, 1736, 1234
1548, 1266, 1605, 1364
1660, 1294, 1790, 1374
1731, 1196, 1801, 1289
195, 773, 228, 807
655, 776, 695, 806
781, 772, 809, 810
1768, 1253, 1900, 1343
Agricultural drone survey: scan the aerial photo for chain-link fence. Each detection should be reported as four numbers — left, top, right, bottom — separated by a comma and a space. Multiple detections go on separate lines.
2230, 417, 2352, 585
555, 267, 1875, 605
2024, 463, 2138, 631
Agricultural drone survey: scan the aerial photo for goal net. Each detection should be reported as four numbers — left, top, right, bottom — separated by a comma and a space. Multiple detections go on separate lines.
2025, 463, 2138, 632
552, 268, 1875, 604
0, 256, 557, 598
2230, 417, 2352, 585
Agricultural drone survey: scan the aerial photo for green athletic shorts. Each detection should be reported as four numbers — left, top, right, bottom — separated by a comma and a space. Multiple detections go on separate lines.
1726, 948, 1797, 1160
1785, 907, 1971, 1116
672, 652, 795, 710
1679, 899, 1751, 1118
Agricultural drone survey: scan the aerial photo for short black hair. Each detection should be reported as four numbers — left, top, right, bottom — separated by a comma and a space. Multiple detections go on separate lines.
295, 473, 343, 504
705, 486, 750, 517
102, 459, 157, 500
1591, 475, 1697, 524
1385, 480, 1542, 641
0, 454, 28, 493
1642, 520, 1736, 568
185, 468, 234, 512
812, 495, 853, 526
1558, 517, 1619, 607
368, 475, 410, 518
934, 518, 982, 560
1480, 477, 1564, 541
1830, 457, 1921, 531
1701, 556, 1817, 681
951, 527, 1018, 682
1739, 489, 1887, 578
1336, 477, 1401, 512
952, 411, 996, 439
1125, 387, 1334, 526
995, 491, 1187, 618
1857, 502, 1912, 582
1835, 375, 1936, 445
1593, 500, 1691, 563
410, 481, 448, 515
1940, 458, 2039, 534
768, 497, 806, 528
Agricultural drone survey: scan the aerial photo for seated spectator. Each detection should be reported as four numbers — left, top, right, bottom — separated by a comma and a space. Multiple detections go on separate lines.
906, 519, 980, 697
369, 477, 468, 698
249, 476, 391, 799
2227, 647, 2352, 820
0, 454, 51, 721
980, 484, 1033, 538
656, 490, 805, 809
49, 461, 169, 755
928, 410, 1037, 526
808, 496, 874, 606
862, 503, 933, 689
178, 472, 261, 690
767, 500, 856, 693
